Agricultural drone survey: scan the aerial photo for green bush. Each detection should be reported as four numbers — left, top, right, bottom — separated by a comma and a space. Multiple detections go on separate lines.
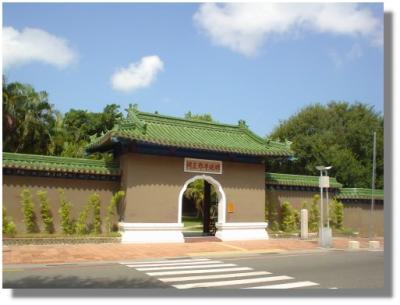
329, 199, 344, 229
266, 190, 280, 232
21, 189, 39, 233
293, 208, 300, 230
105, 191, 125, 233
75, 203, 91, 235
58, 189, 74, 235
3, 207, 17, 236
37, 190, 54, 234
89, 193, 102, 234
335, 201, 344, 229
309, 194, 320, 232
280, 201, 296, 232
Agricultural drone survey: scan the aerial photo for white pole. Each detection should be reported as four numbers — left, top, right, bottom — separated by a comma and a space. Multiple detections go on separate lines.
326, 177, 330, 229
320, 170, 323, 230
369, 132, 376, 239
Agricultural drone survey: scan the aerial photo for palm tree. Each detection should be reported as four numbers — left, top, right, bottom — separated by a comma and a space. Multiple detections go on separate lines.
184, 180, 218, 218
3, 79, 57, 154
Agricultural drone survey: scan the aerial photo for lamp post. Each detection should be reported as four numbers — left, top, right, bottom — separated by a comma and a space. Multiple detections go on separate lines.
316, 165, 332, 247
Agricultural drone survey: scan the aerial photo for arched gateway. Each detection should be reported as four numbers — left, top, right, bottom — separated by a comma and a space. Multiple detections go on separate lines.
178, 174, 226, 225
84, 105, 292, 243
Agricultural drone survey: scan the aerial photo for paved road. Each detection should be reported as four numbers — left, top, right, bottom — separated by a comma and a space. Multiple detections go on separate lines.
3, 249, 384, 290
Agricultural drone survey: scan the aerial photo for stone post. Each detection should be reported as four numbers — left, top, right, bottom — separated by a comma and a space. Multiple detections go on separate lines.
301, 209, 308, 239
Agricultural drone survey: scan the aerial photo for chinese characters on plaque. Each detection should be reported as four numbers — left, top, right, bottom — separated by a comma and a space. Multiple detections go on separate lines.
184, 158, 222, 175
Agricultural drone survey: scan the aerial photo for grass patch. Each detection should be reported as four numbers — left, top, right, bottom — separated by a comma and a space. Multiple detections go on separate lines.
4, 232, 121, 239
182, 216, 203, 231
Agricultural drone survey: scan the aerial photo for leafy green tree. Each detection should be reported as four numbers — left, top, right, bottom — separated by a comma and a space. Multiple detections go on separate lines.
184, 111, 215, 122
184, 180, 217, 218
329, 199, 344, 229
58, 189, 74, 235
105, 191, 125, 233
280, 201, 296, 232
3, 207, 17, 236
75, 204, 91, 235
61, 104, 122, 158
20, 189, 39, 233
267, 102, 383, 188
3, 80, 58, 155
37, 190, 55, 233
309, 195, 320, 232
266, 190, 280, 231
89, 193, 102, 234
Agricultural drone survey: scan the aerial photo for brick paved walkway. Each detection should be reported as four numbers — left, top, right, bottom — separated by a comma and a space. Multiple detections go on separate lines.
3, 237, 384, 265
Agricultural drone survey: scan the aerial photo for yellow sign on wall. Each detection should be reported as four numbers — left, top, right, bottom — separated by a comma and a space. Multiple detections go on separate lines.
227, 202, 235, 213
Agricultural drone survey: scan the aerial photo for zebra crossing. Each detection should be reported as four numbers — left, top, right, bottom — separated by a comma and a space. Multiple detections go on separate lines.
121, 257, 319, 289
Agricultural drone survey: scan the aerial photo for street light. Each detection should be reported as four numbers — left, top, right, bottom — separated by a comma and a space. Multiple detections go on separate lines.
316, 165, 332, 247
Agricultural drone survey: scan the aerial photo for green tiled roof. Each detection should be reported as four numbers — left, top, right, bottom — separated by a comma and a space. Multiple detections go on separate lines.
86, 104, 292, 157
336, 188, 384, 200
2, 152, 120, 176
266, 172, 343, 188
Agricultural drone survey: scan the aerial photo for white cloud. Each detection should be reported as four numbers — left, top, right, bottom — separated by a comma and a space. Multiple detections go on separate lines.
111, 55, 164, 92
2, 26, 77, 69
328, 43, 364, 68
193, 3, 382, 56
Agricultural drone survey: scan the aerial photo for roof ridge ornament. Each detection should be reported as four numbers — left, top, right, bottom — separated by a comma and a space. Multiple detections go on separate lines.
123, 103, 147, 134
238, 119, 248, 128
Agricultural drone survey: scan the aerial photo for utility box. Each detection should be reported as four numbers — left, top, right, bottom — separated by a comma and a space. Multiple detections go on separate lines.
319, 176, 330, 188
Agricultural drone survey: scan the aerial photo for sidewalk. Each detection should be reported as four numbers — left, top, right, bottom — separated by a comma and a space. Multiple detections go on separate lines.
3, 237, 384, 265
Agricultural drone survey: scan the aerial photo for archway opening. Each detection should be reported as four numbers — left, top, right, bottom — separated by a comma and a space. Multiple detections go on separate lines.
178, 175, 226, 237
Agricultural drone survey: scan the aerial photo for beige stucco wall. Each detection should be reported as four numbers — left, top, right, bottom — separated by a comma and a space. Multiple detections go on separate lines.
266, 188, 384, 237
3, 175, 120, 232
266, 188, 322, 210
342, 202, 384, 237
119, 153, 266, 223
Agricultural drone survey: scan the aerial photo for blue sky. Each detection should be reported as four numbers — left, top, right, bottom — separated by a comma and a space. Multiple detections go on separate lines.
3, 2, 383, 136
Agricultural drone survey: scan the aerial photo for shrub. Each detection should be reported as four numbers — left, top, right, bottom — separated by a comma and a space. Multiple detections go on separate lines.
75, 203, 91, 235
58, 189, 74, 235
329, 199, 344, 229
335, 201, 344, 229
280, 201, 296, 232
293, 208, 300, 230
105, 191, 125, 233
37, 190, 54, 234
21, 189, 39, 233
89, 193, 102, 234
309, 194, 320, 232
3, 207, 17, 236
266, 191, 280, 232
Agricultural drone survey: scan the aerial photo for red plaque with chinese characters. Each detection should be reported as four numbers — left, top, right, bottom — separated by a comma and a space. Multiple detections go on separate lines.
184, 158, 222, 175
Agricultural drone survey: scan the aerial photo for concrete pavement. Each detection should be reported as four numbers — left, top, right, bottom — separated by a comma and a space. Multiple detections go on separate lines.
3, 237, 384, 265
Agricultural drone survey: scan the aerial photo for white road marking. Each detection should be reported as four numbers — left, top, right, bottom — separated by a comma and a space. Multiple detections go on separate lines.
173, 275, 293, 289
127, 260, 222, 268
120, 258, 210, 265
123, 257, 321, 289
247, 281, 319, 289
146, 267, 253, 276
159, 271, 272, 282
136, 263, 236, 271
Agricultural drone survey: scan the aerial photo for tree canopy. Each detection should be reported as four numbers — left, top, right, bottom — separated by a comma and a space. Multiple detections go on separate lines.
3, 79, 384, 190
267, 101, 383, 188
184, 111, 215, 122
3, 79, 122, 159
